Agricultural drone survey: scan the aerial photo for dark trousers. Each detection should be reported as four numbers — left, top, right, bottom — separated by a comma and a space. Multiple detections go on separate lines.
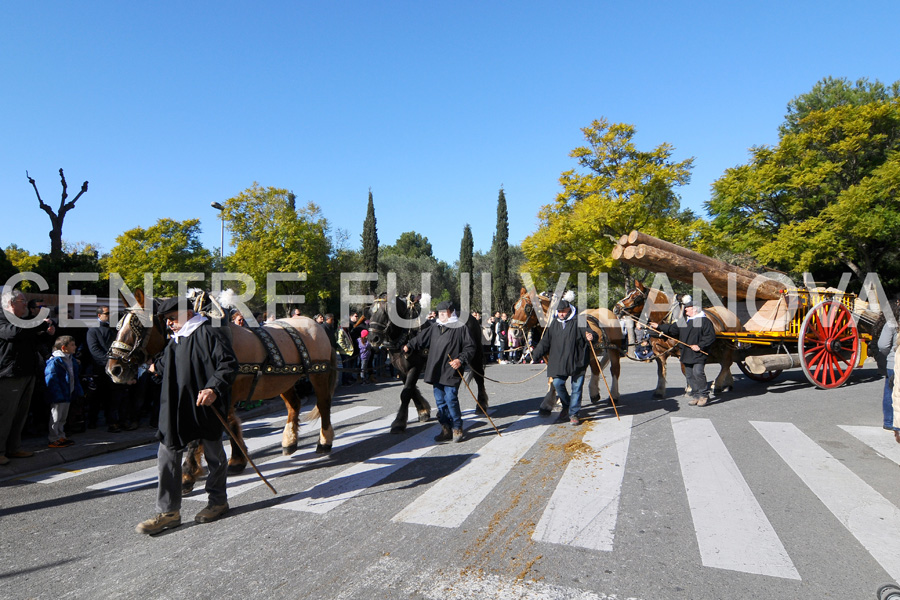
684, 362, 708, 399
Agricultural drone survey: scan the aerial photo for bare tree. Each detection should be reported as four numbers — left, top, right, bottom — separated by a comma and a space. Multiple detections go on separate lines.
27, 168, 89, 260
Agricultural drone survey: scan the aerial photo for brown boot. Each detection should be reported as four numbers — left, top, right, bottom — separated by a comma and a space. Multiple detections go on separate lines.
194, 502, 229, 524
136, 511, 181, 535
434, 425, 452, 442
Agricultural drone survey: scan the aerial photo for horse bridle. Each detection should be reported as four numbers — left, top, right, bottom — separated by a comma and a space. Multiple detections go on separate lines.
108, 310, 159, 366
613, 287, 648, 318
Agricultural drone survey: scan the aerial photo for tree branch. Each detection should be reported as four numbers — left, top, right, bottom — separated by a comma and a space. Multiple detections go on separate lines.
26, 170, 55, 218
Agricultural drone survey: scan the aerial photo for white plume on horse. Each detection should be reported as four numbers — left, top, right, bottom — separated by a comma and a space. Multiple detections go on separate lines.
562, 290, 576, 303
217, 288, 241, 309
419, 292, 431, 310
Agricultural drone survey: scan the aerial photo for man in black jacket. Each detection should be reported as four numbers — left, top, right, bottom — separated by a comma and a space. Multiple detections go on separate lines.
648, 295, 716, 406
403, 300, 475, 443
530, 299, 594, 425
86, 305, 133, 431
0, 289, 54, 465
136, 297, 238, 535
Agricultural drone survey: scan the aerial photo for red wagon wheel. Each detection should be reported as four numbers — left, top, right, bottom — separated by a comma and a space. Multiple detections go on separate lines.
798, 300, 860, 389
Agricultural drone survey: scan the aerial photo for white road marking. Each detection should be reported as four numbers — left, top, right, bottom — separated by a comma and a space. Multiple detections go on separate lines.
673, 417, 799, 580
86, 405, 378, 494
532, 415, 633, 551
753, 420, 900, 582
839, 425, 900, 466
392, 411, 551, 528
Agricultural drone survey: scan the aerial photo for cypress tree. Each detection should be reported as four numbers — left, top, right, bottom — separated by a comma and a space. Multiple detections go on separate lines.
361, 189, 379, 294
491, 187, 510, 311
459, 223, 474, 297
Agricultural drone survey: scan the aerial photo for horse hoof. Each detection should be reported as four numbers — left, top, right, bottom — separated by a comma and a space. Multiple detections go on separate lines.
282, 444, 297, 456
538, 409, 552, 417
227, 463, 247, 474
590, 395, 601, 404
390, 424, 407, 434
652, 392, 665, 399
417, 411, 431, 423
182, 482, 195, 494
316, 443, 332, 454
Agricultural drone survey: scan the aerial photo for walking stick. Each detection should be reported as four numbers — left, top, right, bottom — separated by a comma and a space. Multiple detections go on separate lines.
619, 313, 708, 356
211, 405, 277, 495
588, 338, 620, 421
448, 354, 501, 437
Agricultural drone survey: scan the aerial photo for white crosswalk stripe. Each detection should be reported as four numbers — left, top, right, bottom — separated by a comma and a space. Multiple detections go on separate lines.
673, 417, 799, 580
838, 425, 900, 466
532, 415, 633, 551
753, 420, 900, 583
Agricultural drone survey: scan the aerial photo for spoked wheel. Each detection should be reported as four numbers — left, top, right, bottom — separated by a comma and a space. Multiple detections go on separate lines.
736, 360, 783, 382
798, 301, 860, 389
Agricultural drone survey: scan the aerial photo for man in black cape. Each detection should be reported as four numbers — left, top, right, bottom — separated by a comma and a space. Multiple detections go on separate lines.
136, 297, 238, 535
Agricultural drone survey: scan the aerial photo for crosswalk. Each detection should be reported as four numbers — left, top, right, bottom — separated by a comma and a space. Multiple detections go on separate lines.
12, 403, 900, 583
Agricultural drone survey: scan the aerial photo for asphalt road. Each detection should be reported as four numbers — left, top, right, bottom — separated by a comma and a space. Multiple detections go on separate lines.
1, 358, 898, 600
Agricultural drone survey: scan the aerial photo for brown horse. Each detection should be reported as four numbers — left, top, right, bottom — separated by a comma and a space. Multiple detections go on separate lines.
613, 280, 741, 399
509, 287, 623, 411
105, 290, 338, 492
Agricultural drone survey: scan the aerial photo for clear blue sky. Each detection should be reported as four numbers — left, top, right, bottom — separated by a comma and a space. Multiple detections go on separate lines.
2, 1, 898, 264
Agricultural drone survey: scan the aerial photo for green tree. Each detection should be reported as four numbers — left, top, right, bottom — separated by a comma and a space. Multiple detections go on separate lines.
707, 82, 900, 286
106, 218, 214, 296
4, 245, 40, 276
458, 224, 474, 297
0, 247, 19, 285
382, 231, 433, 259
491, 187, 510, 311
781, 76, 900, 135
223, 183, 332, 312
522, 118, 697, 291
361, 189, 379, 294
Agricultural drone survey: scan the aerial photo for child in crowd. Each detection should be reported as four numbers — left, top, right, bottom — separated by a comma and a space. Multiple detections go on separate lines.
44, 335, 84, 448
358, 329, 372, 384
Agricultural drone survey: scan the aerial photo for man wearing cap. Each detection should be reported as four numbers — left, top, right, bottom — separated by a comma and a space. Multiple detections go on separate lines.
136, 297, 238, 535
648, 295, 716, 406
530, 298, 594, 425
403, 300, 475, 443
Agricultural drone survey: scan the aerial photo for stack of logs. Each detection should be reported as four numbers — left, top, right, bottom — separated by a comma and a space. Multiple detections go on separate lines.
612, 230, 785, 301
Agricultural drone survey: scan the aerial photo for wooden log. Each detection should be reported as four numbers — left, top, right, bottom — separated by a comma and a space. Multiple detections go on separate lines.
627, 230, 766, 283
618, 234, 630, 246
745, 354, 801, 374
611, 244, 626, 261
621, 244, 784, 301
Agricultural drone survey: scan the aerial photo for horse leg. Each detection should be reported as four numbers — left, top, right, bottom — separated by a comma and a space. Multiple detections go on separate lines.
654, 356, 667, 398
182, 440, 204, 494
281, 386, 301, 454
609, 352, 621, 401
472, 357, 489, 411
713, 355, 735, 395
412, 385, 432, 422
311, 373, 334, 454
539, 378, 557, 416
588, 361, 601, 404
391, 381, 412, 434
226, 409, 247, 474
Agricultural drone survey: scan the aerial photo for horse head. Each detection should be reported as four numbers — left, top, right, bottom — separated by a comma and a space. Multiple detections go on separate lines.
367, 294, 419, 350
613, 280, 674, 324
510, 287, 551, 332
106, 289, 168, 384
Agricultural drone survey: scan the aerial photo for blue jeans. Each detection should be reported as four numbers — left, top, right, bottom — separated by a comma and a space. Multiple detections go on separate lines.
433, 383, 463, 430
884, 369, 895, 430
552, 370, 586, 417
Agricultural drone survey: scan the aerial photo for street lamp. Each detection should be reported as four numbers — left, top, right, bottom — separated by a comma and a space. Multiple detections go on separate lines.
211, 202, 224, 260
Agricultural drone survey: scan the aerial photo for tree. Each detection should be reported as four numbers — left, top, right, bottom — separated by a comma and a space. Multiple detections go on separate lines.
361, 189, 379, 294
491, 188, 510, 311
223, 183, 332, 312
522, 118, 698, 292
458, 224, 474, 297
707, 80, 900, 287
0, 247, 18, 285
382, 231, 433, 259
27, 168, 89, 261
106, 218, 214, 296
781, 76, 900, 135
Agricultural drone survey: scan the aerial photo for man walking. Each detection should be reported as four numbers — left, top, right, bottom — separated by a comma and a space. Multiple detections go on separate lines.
136, 297, 238, 535
530, 298, 594, 425
403, 300, 475, 443
0, 288, 54, 465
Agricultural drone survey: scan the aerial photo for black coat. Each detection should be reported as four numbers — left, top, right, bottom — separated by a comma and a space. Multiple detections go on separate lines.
407, 320, 475, 387
531, 310, 591, 378
86, 320, 115, 371
156, 320, 238, 450
0, 309, 50, 379
656, 314, 716, 365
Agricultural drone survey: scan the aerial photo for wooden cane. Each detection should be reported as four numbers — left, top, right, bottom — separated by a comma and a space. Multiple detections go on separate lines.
448, 354, 501, 437
619, 313, 708, 356
211, 405, 278, 495
588, 337, 620, 421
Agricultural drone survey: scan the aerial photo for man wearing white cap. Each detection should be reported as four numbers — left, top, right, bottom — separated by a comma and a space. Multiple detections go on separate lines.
649, 295, 716, 406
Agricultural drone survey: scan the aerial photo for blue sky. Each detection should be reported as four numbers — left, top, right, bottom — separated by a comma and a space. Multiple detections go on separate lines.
2, 1, 898, 264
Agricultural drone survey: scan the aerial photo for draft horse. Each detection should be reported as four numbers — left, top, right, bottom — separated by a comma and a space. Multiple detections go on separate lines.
366, 293, 489, 433
612, 280, 741, 399
509, 287, 624, 412
106, 290, 338, 492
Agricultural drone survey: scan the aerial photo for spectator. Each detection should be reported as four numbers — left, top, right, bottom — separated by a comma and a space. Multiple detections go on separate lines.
878, 301, 899, 432
230, 310, 247, 328
44, 335, 83, 448
530, 298, 594, 425
498, 312, 510, 363
1, 288, 54, 465
403, 300, 475, 443
136, 297, 238, 535
290, 308, 302, 318
314, 314, 324, 324
86, 306, 133, 432
358, 329, 373, 384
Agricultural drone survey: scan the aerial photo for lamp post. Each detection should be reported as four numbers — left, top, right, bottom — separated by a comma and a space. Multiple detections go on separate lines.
210, 202, 225, 260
